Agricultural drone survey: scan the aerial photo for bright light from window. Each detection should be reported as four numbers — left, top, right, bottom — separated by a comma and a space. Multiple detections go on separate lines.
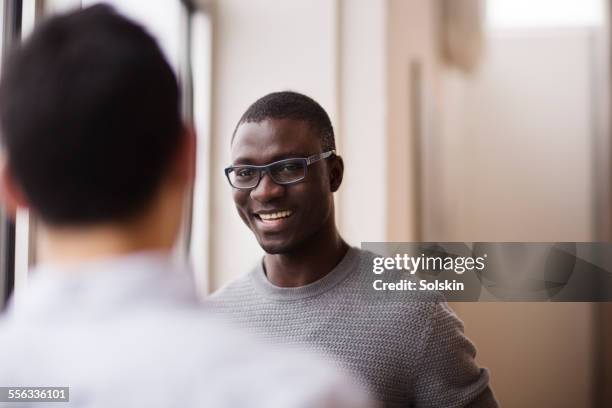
487, 0, 605, 28
81, 0, 183, 72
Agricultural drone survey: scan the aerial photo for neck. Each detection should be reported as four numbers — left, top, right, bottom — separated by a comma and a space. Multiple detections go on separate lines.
263, 222, 349, 287
39, 214, 177, 267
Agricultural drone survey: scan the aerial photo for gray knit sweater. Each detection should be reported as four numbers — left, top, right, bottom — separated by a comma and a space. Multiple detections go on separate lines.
210, 247, 497, 408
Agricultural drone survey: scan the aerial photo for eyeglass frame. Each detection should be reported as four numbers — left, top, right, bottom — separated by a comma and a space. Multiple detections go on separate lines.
224, 150, 336, 190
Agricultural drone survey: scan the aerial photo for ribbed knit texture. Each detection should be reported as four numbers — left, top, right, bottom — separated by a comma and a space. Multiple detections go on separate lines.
211, 247, 498, 407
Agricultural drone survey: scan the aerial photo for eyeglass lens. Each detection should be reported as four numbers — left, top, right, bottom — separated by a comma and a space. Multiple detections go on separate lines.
229, 159, 306, 189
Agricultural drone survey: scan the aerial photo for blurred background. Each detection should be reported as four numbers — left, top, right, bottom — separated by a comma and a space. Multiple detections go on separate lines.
1, 0, 611, 406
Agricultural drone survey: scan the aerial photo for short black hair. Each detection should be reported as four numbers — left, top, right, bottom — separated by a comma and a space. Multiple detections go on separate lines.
232, 91, 335, 152
0, 5, 182, 225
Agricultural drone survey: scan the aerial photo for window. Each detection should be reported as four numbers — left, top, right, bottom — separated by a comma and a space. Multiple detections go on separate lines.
487, 0, 605, 28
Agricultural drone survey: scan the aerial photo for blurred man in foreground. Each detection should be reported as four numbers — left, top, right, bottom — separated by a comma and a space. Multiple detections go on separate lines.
213, 91, 498, 407
0, 7, 369, 407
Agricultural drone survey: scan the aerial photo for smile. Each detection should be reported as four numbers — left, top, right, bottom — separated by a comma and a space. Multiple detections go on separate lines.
256, 210, 293, 221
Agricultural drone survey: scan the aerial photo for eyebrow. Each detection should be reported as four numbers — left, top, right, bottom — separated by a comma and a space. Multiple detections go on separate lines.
232, 151, 315, 165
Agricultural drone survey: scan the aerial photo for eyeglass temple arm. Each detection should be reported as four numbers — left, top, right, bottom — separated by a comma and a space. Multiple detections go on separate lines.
306, 150, 336, 165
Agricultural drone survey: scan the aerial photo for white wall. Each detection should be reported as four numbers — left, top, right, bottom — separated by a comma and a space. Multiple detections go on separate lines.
338, 0, 387, 245
438, 30, 594, 242
43, 0, 81, 14
433, 29, 598, 407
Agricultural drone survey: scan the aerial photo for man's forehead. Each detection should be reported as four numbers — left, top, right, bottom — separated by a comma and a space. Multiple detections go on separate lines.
231, 118, 320, 163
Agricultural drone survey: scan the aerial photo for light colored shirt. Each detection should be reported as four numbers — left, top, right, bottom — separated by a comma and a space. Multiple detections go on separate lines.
0, 252, 371, 408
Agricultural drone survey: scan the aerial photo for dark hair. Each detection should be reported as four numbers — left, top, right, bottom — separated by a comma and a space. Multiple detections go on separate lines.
232, 91, 335, 151
0, 5, 182, 225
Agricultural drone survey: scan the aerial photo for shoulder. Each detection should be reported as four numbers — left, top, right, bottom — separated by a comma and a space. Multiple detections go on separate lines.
209, 268, 257, 301
348, 246, 446, 306
0, 310, 371, 407
340, 246, 450, 338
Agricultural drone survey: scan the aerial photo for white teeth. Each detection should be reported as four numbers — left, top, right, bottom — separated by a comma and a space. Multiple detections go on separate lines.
259, 210, 293, 221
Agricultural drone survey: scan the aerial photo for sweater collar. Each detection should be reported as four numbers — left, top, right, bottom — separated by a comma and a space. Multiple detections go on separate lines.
250, 247, 361, 301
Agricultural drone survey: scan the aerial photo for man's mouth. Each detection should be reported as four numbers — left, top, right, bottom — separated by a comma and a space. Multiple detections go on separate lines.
253, 210, 295, 232
255, 210, 294, 222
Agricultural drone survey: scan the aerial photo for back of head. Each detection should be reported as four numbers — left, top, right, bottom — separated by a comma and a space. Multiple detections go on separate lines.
0, 5, 182, 226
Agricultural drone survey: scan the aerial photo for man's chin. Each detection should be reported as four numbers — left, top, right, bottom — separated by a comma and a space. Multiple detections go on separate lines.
258, 238, 298, 255
260, 243, 289, 255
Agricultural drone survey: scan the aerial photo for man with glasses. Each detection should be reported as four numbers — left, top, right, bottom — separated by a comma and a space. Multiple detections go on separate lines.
213, 91, 498, 407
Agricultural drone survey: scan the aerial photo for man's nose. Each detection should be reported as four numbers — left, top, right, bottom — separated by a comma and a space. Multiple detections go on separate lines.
250, 172, 284, 202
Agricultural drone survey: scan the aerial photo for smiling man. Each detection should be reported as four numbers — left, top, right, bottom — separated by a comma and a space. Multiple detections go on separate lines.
212, 91, 498, 407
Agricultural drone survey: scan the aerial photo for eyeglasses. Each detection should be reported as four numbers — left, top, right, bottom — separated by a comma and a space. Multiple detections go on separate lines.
225, 150, 336, 190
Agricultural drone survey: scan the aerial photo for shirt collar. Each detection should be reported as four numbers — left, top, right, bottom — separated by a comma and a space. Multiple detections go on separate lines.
5, 251, 197, 322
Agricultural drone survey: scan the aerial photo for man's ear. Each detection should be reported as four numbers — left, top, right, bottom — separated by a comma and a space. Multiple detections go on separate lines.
0, 155, 29, 220
329, 155, 344, 193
